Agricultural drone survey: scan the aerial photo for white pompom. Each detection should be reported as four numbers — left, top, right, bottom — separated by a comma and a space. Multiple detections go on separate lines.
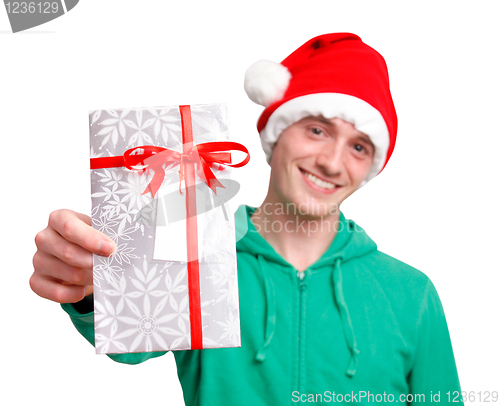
244, 60, 291, 107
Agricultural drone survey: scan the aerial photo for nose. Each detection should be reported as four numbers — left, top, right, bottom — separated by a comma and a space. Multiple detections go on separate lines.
315, 140, 346, 177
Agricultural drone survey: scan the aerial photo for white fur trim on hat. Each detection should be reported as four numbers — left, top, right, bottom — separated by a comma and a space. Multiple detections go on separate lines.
244, 60, 292, 107
259, 93, 390, 185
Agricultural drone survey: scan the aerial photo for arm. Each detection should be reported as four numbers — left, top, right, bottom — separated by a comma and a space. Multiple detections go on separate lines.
31, 209, 166, 364
408, 279, 463, 405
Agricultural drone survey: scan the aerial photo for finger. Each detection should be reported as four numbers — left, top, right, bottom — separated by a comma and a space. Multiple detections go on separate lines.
85, 284, 94, 297
30, 273, 87, 304
36, 226, 94, 269
33, 250, 93, 286
48, 209, 116, 257
74, 212, 92, 226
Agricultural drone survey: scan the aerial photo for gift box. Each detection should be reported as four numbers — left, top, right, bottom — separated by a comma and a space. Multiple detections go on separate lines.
89, 104, 249, 354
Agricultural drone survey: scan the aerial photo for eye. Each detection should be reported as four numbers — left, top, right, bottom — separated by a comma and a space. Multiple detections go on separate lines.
309, 127, 324, 136
353, 142, 374, 158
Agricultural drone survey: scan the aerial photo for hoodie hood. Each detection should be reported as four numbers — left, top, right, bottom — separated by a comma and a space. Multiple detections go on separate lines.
236, 205, 377, 266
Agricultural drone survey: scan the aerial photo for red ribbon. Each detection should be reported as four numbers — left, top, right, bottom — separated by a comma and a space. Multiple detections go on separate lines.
90, 105, 250, 350
91, 140, 249, 198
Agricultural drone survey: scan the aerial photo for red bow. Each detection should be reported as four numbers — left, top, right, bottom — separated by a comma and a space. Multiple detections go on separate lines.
91, 141, 250, 198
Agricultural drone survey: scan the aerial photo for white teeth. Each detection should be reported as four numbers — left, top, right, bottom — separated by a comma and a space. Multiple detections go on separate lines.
305, 171, 335, 189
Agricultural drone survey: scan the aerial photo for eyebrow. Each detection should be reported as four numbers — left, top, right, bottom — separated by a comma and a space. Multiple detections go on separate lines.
357, 134, 374, 147
309, 116, 334, 126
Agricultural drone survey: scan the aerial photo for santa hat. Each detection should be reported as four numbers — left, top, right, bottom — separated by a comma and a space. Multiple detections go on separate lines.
244, 33, 397, 184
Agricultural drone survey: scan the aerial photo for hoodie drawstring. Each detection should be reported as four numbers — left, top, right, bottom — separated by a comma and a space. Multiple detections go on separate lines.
332, 257, 359, 377
255, 254, 276, 362
253, 254, 359, 376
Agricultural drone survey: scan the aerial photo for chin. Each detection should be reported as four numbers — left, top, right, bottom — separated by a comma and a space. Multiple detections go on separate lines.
289, 197, 341, 219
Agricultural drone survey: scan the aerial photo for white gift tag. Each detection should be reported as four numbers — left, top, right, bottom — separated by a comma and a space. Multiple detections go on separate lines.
153, 179, 239, 262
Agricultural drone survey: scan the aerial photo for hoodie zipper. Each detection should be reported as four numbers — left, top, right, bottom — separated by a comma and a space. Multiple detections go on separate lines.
297, 270, 308, 392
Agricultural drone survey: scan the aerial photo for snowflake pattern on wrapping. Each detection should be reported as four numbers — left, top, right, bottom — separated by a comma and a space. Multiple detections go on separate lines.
89, 104, 241, 354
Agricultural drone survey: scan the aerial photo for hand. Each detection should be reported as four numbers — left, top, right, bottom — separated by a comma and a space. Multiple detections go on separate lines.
31, 209, 116, 304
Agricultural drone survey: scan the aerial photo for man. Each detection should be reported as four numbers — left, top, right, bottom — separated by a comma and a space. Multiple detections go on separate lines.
31, 33, 462, 405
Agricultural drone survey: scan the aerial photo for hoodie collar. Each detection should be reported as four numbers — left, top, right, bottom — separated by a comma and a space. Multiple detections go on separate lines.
235, 205, 377, 270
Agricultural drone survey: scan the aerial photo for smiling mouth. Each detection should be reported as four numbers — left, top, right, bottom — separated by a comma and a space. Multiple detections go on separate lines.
299, 168, 340, 191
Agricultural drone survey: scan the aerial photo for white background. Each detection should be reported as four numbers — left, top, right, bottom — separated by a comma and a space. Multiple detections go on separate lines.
1, 1, 499, 405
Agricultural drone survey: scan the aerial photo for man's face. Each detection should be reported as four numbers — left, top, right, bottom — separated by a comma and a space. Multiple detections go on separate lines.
267, 116, 375, 219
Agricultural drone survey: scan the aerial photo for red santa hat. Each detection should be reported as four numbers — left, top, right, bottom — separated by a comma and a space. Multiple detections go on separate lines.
244, 33, 397, 184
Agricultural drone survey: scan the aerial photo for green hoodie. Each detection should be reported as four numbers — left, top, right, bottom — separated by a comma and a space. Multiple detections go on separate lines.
62, 205, 462, 405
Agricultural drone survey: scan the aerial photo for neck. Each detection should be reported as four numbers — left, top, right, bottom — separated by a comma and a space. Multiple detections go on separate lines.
251, 195, 340, 272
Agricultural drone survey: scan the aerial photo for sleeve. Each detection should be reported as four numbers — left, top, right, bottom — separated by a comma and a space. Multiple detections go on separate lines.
61, 297, 167, 365
408, 279, 463, 405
